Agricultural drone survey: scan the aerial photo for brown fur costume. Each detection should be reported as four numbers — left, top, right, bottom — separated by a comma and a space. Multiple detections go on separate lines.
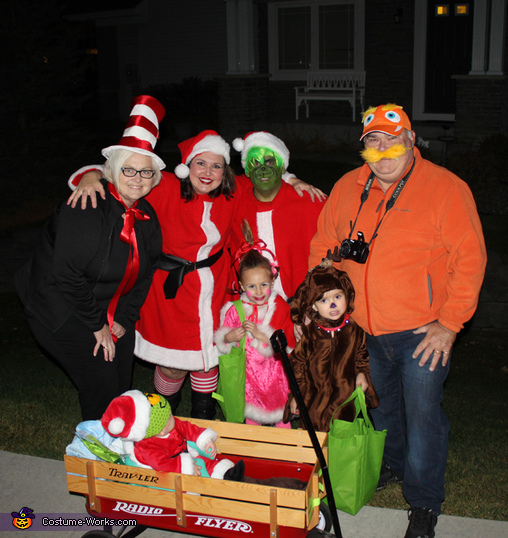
287, 266, 379, 432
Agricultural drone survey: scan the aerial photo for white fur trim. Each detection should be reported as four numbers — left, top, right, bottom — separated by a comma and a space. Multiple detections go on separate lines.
245, 403, 284, 425
250, 334, 275, 357
232, 137, 244, 152
211, 459, 234, 479
134, 331, 209, 370
197, 202, 221, 371
186, 134, 230, 165
282, 171, 295, 182
218, 300, 235, 326
235, 131, 289, 170
121, 390, 152, 442
108, 417, 126, 436
180, 453, 196, 475
195, 428, 218, 453
256, 211, 287, 299
175, 163, 190, 179
68, 165, 104, 190
214, 325, 235, 355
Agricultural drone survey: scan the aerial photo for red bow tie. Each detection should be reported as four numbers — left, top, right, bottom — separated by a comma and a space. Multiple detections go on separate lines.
107, 183, 150, 341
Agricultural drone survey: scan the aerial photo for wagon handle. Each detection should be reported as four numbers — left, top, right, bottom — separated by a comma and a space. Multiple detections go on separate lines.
270, 330, 343, 538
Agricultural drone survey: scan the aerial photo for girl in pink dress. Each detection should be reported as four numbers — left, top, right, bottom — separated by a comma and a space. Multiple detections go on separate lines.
215, 238, 295, 427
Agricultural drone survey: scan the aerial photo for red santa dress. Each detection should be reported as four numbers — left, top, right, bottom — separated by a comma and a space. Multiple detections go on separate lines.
134, 172, 242, 371
214, 292, 296, 425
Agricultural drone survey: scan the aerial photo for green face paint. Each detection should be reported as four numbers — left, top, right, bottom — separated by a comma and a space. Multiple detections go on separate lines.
245, 147, 284, 200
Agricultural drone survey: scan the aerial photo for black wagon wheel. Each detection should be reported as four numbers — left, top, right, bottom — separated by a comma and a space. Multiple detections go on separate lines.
316, 501, 332, 532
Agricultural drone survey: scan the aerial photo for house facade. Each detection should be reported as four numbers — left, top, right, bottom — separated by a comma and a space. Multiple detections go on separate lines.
72, 0, 507, 146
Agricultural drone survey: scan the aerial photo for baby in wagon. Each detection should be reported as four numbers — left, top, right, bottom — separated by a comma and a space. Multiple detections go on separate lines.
101, 390, 238, 478
99, 390, 307, 489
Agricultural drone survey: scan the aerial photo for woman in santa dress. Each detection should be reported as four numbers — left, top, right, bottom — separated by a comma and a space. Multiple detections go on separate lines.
135, 131, 239, 418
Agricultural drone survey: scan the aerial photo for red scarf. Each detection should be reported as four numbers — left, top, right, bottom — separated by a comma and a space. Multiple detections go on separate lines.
107, 183, 150, 341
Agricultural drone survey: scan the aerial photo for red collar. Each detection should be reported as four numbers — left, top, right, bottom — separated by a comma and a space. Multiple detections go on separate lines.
316, 313, 350, 332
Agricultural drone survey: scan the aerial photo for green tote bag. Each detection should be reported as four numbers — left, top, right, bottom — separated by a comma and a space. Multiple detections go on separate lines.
328, 386, 387, 515
213, 300, 247, 423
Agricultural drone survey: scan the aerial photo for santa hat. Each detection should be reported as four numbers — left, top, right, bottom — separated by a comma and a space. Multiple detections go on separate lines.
360, 103, 412, 141
232, 131, 290, 170
174, 130, 230, 179
101, 390, 172, 442
101, 95, 166, 170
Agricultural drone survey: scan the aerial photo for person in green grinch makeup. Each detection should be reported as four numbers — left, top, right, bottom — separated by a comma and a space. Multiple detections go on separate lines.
244, 146, 285, 202
231, 131, 326, 301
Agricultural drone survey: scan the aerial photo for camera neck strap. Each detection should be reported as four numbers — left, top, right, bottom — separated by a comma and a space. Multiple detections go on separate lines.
348, 158, 416, 246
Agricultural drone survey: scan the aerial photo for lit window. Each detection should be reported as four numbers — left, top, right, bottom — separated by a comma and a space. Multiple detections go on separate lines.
435, 5, 449, 16
455, 4, 469, 15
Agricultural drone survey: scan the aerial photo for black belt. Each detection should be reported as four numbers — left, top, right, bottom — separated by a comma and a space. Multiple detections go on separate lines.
160, 248, 223, 299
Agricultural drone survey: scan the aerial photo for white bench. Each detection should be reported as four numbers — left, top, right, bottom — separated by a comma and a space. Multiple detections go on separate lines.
295, 70, 366, 121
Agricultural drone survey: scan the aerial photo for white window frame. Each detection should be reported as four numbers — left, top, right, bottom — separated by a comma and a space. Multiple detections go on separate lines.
268, 0, 365, 81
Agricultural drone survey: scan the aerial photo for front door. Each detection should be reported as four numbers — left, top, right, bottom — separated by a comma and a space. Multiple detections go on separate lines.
425, 1, 474, 114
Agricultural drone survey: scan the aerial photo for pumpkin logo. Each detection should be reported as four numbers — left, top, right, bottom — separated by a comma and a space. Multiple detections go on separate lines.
11, 507, 35, 529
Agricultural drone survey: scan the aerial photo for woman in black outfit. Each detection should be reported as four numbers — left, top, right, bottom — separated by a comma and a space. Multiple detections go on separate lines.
15, 96, 164, 419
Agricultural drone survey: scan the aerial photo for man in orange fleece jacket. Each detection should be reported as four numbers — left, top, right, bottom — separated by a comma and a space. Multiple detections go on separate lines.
309, 104, 486, 538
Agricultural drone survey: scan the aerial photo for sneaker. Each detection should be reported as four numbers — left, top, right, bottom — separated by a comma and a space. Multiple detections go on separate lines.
405, 507, 438, 538
376, 462, 403, 491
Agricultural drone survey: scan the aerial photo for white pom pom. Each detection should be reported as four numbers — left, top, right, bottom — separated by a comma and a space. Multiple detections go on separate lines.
175, 163, 190, 179
108, 417, 125, 435
232, 138, 244, 153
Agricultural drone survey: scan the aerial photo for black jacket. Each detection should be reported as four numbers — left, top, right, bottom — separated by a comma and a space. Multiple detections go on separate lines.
15, 181, 162, 333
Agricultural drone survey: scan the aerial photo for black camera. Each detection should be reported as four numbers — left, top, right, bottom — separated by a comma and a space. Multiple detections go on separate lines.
339, 231, 370, 264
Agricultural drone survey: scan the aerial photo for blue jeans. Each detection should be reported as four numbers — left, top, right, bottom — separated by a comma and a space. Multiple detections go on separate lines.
366, 329, 450, 514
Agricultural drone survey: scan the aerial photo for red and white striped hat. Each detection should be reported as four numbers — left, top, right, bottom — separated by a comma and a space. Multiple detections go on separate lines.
174, 130, 230, 179
102, 95, 166, 170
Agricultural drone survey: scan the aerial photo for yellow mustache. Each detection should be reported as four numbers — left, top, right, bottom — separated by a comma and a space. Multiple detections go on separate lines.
361, 144, 410, 163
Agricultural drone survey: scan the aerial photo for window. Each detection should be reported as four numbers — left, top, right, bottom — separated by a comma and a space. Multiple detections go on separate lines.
268, 0, 364, 80
319, 4, 355, 69
278, 6, 311, 70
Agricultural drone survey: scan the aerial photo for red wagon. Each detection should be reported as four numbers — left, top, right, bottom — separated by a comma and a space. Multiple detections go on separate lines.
65, 418, 334, 538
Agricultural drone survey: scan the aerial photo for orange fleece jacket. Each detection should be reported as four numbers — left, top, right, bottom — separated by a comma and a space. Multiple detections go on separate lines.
309, 148, 487, 336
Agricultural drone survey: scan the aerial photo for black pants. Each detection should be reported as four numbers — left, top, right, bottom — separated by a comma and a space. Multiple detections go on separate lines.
27, 313, 135, 420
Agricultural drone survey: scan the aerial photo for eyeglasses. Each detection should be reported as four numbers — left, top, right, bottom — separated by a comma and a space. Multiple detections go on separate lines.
363, 133, 404, 148
121, 167, 156, 179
